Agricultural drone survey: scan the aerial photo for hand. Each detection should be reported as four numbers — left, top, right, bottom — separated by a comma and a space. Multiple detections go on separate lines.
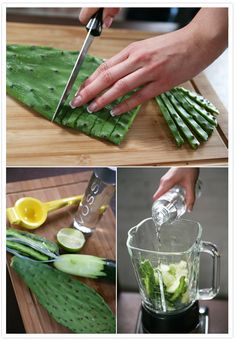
79, 8, 120, 28
153, 168, 200, 212
71, 8, 227, 116
71, 28, 195, 114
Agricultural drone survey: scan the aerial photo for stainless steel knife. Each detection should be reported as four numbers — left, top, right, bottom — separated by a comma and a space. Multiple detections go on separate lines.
51, 8, 103, 122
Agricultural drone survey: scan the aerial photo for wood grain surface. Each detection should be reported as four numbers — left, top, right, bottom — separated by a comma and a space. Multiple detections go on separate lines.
7, 22, 228, 166
6, 171, 116, 333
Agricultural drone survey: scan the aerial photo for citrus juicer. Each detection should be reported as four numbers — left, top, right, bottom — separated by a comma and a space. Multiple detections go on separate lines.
127, 218, 220, 333
6, 195, 83, 229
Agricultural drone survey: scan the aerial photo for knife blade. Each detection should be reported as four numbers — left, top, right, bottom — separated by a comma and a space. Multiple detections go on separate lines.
51, 8, 103, 122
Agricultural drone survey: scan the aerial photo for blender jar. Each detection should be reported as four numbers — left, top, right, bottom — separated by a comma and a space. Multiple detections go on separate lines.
127, 218, 220, 315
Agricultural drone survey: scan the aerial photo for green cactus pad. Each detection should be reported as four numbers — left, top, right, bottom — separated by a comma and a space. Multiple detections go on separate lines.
7, 44, 140, 145
11, 256, 115, 333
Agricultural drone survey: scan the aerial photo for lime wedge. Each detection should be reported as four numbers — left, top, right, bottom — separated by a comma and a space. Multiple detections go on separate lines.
57, 228, 85, 252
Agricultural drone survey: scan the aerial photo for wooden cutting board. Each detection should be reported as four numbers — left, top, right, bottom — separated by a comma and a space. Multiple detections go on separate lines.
6, 171, 116, 333
7, 22, 228, 166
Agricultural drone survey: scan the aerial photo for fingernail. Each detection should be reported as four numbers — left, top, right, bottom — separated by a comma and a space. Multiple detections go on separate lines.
87, 102, 98, 113
75, 87, 81, 96
87, 106, 93, 114
69, 101, 76, 109
188, 206, 193, 213
110, 108, 120, 116
103, 16, 113, 29
71, 95, 82, 107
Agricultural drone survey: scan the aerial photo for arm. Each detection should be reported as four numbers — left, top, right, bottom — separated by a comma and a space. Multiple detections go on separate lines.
71, 8, 228, 116
188, 8, 228, 68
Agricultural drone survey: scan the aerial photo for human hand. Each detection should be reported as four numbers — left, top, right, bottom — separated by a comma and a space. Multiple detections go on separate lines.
79, 8, 120, 28
70, 26, 202, 115
71, 8, 227, 116
153, 168, 200, 212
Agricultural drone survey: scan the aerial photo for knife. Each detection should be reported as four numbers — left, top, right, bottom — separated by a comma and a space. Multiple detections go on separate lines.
51, 8, 103, 122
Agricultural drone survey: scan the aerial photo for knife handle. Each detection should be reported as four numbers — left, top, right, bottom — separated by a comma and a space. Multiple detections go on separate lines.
86, 8, 103, 37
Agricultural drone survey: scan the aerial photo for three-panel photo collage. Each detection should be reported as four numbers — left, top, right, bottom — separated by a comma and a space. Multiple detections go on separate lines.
4, 3, 231, 338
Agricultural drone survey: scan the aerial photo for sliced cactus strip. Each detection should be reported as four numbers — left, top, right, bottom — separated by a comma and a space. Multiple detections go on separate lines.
11, 256, 115, 333
7, 44, 140, 145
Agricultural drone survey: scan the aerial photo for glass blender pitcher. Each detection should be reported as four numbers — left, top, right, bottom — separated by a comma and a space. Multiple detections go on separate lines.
126, 218, 220, 333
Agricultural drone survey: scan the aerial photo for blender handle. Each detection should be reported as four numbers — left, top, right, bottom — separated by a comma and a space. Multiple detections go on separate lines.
198, 241, 220, 300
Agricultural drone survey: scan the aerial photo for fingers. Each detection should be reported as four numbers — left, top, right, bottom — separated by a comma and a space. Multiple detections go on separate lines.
86, 68, 150, 113
184, 177, 198, 211
79, 8, 120, 28
72, 50, 130, 106
81, 49, 130, 87
183, 168, 199, 211
71, 56, 134, 108
103, 8, 120, 28
79, 8, 99, 24
109, 81, 160, 116
153, 172, 176, 202
153, 179, 196, 212
152, 167, 199, 211
185, 186, 196, 212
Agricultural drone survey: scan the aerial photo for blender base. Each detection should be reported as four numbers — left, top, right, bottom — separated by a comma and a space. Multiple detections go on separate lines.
135, 302, 209, 334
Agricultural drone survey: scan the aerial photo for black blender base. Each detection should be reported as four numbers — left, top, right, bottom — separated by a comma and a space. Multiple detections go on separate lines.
135, 303, 209, 334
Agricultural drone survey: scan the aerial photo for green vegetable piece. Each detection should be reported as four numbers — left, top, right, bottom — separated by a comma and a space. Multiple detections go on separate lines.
90, 111, 111, 137
138, 259, 190, 311
161, 271, 175, 288
54, 254, 116, 282
6, 240, 49, 261
168, 264, 176, 276
171, 88, 215, 135
11, 256, 115, 333
181, 291, 190, 304
156, 96, 184, 147
185, 95, 217, 126
178, 87, 219, 115
160, 93, 200, 149
6, 228, 59, 259
6, 44, 140, 144
109, 105, 141, 144
169, 276, 187, 302
75, 112, 97, 135
98, 117, 119, 140
165, 91, 209, 141
139, 259, 158, 300
62, 109, 82, 127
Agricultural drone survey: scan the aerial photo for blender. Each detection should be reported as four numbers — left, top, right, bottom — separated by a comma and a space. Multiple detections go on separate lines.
126, 218, 220, 333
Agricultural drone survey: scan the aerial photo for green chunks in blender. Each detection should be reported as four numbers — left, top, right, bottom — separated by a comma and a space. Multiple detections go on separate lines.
139, 259, 158, 300
139, 259, 189, 310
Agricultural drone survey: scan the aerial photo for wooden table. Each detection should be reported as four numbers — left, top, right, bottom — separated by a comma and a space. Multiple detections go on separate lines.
7, 22, 228, 166
117, 292, 228, 334
6, 171, 116, 333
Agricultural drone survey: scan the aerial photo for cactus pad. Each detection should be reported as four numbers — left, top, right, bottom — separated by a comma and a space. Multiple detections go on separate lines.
11, 256, 115, 333
7, 44, 140, 145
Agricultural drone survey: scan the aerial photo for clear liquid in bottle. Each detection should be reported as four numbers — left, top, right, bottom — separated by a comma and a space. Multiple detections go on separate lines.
152, 180, 202, 227
73, 168, 116, 235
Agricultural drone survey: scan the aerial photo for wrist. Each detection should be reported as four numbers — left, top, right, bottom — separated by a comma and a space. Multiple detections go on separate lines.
185, 16, 227, 69
179, 23, 211, 75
